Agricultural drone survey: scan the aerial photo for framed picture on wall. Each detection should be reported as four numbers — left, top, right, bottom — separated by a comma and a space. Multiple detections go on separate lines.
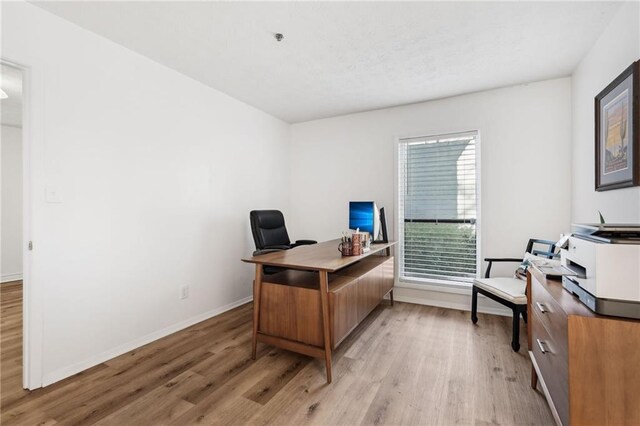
595, 61, 639, 191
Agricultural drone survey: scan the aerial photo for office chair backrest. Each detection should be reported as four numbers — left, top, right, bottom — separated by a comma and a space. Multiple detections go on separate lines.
250, 210, 291, 250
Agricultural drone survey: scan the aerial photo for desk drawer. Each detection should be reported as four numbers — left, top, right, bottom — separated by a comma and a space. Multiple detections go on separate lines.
532, 309, 569, 425
531, 274, 568, 357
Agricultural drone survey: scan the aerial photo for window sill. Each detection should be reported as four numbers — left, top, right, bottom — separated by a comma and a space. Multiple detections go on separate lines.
396, 278, 474, 295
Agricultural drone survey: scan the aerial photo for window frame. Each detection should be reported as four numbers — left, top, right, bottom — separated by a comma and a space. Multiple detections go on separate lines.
393, 130, 482, 288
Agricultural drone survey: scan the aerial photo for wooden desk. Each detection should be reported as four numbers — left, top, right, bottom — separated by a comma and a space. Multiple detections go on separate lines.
242, 240, 397, 383
527, 267, 640, 425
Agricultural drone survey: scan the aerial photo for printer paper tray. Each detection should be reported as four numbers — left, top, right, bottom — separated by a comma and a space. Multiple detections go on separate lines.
562, 277, 640, 320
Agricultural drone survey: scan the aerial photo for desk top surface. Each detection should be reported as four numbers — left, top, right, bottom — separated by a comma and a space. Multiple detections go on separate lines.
242, 239, 397, 272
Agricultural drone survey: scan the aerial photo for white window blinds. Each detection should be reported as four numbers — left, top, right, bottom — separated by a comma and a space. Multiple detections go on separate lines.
397, 131, 478, 283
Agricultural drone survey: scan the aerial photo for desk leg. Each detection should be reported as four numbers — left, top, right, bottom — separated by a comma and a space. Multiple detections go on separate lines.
318, 270, 332, 384
251, 265, 263, 360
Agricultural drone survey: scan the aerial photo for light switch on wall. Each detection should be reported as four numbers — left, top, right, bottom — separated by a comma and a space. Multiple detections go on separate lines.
45, 186, 63, 203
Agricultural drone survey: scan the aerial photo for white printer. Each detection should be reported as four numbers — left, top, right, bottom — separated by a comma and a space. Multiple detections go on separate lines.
560, 224, 640, 319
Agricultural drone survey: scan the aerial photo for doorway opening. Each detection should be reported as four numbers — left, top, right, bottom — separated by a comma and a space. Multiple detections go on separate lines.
1, 61, 28, 395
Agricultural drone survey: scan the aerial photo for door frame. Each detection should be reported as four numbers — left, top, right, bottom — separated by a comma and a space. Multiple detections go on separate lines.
1, 58, 42, 389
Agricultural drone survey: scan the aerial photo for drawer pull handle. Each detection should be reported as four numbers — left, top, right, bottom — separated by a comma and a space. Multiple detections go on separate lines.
536, 338, 549, 354
536, 302, 547, 313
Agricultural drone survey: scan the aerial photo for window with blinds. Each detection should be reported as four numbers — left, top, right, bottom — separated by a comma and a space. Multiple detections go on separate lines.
397, 131, 478, 284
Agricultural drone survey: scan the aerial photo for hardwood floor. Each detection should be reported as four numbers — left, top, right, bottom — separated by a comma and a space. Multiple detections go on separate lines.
1, 281, 553, 425
1, 281, 23, 414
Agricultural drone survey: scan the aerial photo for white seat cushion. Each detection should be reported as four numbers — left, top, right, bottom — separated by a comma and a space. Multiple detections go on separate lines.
474, 277, 527, 305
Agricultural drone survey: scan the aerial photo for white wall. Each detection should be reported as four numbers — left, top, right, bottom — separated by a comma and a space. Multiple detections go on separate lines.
1, 125, 23, 283
290, 78, 572, 312
2, 1, 290, 386
571, 1, 640, 223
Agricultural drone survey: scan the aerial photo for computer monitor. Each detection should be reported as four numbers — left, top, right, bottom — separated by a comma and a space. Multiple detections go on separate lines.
349, 201, 380, 239
378, 207, 389, 244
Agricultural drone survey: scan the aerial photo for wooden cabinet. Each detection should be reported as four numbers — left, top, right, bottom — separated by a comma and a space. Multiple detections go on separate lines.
329, 274, 360, 348
258, 271, 325, 347
335, 257, 394, 325
259, 256, 394, 351
528, 268, 640, 426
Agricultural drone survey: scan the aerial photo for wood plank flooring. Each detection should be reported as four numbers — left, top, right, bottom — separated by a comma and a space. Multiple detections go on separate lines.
1, 281, 553, 425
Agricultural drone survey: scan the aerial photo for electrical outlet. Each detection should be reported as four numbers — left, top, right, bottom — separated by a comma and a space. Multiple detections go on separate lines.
180, 285, 189, 300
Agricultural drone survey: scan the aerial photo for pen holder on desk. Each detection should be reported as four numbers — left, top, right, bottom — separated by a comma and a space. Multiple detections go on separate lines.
339, 233, 363, 256
351, 233, 362, 255
338, 241, 353, 256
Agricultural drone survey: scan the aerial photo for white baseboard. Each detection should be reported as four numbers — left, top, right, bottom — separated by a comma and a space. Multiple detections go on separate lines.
42, 295, 253, 387
41, 284, 509, 386
1, 273, 23, 283
393, 286, 511, 317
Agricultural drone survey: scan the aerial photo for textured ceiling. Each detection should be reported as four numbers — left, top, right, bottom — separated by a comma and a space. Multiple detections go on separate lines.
1, 64, 23, 128
32, 1, 621, 123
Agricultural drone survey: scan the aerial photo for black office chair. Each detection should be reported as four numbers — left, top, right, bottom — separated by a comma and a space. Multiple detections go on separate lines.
250, 210, 317, 274
471, 238, 556, 352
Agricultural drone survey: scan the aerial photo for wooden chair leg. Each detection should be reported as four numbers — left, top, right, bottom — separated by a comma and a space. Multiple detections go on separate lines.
511, 308, 520, 352
389, 289, 394, 306
471, 286, 478, 324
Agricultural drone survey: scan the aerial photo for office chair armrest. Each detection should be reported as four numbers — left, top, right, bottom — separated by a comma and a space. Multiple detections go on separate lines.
484, 258, 524, 278
253, 248, 287, 256
292, 239, 317, 247
484, 257, 523, 263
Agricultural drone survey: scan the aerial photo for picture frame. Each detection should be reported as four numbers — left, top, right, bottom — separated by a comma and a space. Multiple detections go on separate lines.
595, 61, 639, 191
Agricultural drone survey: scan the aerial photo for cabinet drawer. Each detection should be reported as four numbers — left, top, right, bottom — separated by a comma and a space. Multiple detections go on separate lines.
532, 310, 569, 426
531, 274, 568, 357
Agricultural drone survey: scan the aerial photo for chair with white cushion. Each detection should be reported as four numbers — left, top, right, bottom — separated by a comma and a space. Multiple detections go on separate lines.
471, 239, 556, 352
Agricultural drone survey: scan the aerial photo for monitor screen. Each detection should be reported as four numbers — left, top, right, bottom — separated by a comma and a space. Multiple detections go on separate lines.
349, 201, 376, 235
